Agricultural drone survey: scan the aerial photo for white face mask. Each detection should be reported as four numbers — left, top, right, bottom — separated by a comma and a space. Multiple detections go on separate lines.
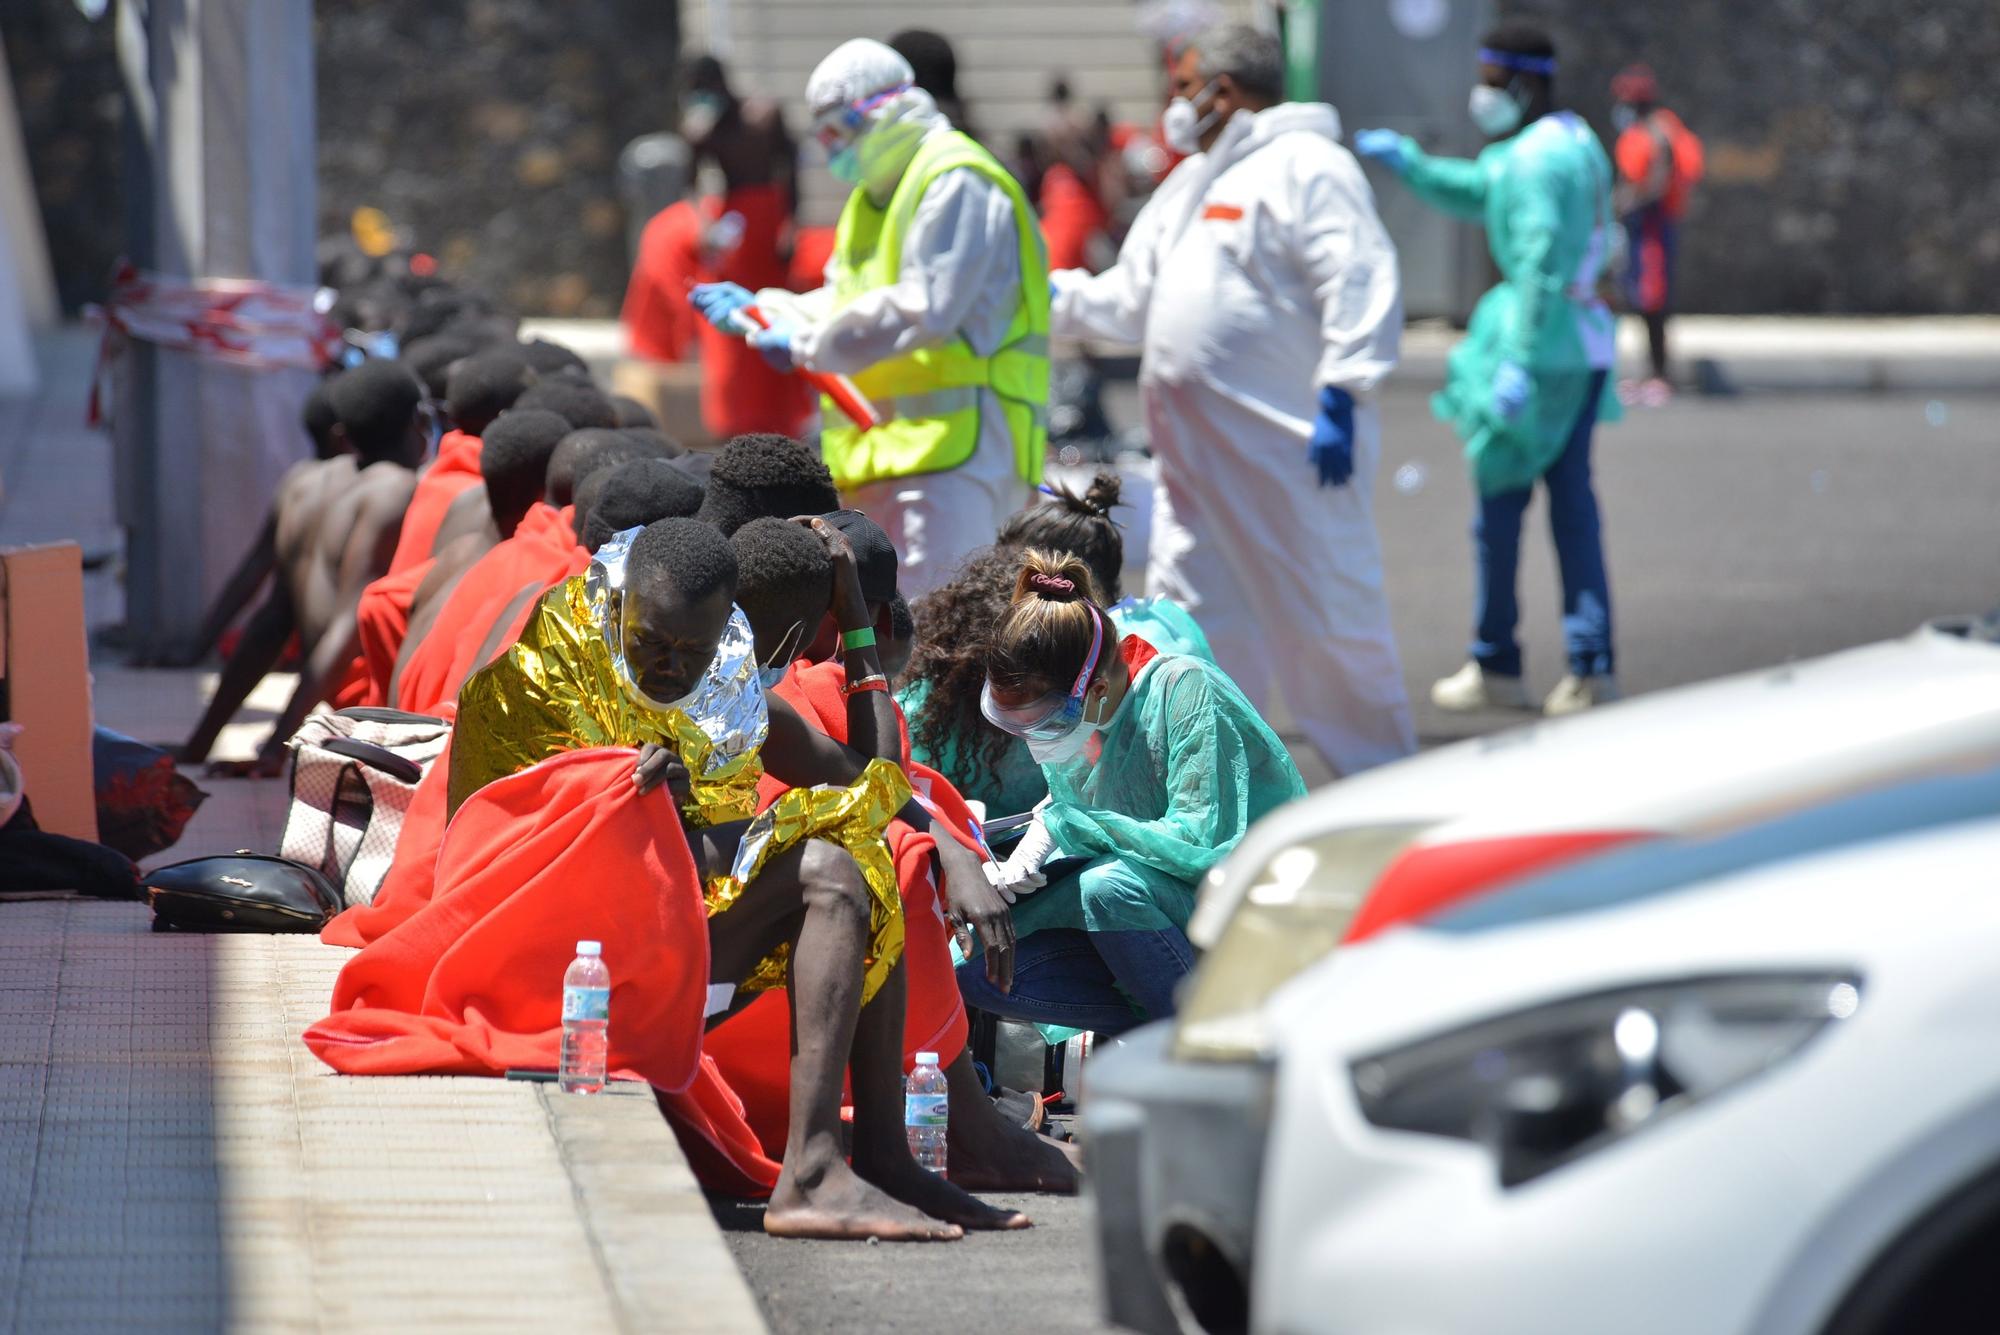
1161, 80, 1221, 155
1469, 82, 1525, 137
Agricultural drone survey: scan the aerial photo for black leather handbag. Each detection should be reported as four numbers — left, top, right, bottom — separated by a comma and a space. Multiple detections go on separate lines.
144, 852, 343, 933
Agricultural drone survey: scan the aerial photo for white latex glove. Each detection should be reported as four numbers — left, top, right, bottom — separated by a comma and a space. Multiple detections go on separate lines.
984, 857, 1047, 906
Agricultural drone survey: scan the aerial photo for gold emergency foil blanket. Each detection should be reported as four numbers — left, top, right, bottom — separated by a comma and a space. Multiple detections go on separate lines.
449, 573, 764, 822
447, 532, 907, 1002
707, 758, 911, 1003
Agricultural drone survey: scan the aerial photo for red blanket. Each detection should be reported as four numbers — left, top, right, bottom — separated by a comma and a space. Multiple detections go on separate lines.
388, 431, 483, 577
394, 503, 585, 716
304, 748, 709, 1092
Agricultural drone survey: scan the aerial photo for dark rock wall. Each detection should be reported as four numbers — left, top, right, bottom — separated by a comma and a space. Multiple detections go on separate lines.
8, 0, 1997, 315
314, 0, 678, 317
1516, 0, 2000, 313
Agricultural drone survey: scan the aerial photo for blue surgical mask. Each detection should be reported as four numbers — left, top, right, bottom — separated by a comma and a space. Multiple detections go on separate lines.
828, 144, 862, 184
757, 664, 788, 691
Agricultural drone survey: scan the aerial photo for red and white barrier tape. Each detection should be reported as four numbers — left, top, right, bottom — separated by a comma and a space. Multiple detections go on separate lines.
84, 261, 342, 425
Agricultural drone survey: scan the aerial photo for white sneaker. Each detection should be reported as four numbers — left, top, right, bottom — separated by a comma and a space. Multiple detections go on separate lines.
1543, 674, 1622, 716
1430, 661, 1531, 712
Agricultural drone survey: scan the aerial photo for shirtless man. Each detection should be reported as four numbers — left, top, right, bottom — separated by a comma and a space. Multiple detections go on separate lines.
180, 361, 425, 775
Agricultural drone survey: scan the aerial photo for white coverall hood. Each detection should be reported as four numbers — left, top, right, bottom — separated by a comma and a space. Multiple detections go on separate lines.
1044, 98, 1415, 778
806, 38, 948, 203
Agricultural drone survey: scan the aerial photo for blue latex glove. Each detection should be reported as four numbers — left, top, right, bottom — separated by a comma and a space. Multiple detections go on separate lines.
1492, 360, 1531, 422
689, 281, 754, 331
750, 325, 796, 373
1352, 129, 1407, 173
1308, 385, 1355, 488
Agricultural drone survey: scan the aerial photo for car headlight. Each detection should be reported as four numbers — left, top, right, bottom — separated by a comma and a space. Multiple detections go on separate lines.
1352, 973, 1862, 1187
1172, 823, 1434, 1063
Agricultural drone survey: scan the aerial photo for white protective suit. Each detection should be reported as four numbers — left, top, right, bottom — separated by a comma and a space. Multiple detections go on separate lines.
758, 44, 1033, 599
1052, 102, 1416, 777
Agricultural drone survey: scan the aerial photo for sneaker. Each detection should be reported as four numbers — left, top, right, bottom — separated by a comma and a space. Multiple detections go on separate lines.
1430, 661, 1531, 712
1617, 377, 1645, 407
1543, 674, 1622, 716
1637, 377, 1674, 408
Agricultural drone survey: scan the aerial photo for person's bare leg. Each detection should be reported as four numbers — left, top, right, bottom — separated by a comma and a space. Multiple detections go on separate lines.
743, 841, 962, 1241
847, 965, 1031, 1230
943, 1048, 1081, 1193
181, 592, 293, 764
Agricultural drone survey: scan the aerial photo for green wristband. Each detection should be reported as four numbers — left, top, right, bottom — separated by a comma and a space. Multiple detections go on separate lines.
841, 626, 877, 651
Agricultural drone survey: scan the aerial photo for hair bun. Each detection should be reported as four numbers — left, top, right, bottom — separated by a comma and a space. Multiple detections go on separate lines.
1080, 470, 1122, 518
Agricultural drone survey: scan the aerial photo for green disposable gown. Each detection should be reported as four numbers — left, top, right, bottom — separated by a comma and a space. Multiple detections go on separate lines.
1390, 111, 1622, 495
1013, 652, 1306, 937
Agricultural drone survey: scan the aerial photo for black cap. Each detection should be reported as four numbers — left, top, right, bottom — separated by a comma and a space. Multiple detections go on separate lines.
824, 509, 899, 606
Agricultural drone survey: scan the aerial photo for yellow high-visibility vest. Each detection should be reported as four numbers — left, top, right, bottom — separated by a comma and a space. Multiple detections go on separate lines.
820, 130, 1050, 490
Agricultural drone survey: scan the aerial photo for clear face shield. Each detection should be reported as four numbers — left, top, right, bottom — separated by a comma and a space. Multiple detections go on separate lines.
979, 604, 1107, 744
811, 83, 911, 182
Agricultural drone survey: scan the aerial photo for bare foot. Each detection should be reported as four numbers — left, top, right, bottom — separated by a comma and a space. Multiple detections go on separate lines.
853, 1147, 1033, 1231
764, 1157, 964, 1242
948, 1089, 1082, 1194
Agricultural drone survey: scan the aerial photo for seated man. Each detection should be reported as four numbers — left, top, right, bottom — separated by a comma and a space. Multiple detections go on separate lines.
181, 361, 424, 774
390, 410, 581, 713
695, 432, 841, 535
310, 519, 1022, 1239
714, 516, 1076, 1193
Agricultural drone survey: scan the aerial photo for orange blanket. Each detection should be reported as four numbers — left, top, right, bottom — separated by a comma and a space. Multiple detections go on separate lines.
393, 503, 586, 716
388, 431, 484, 577
353, 558, 433, 709
698, 659, 983, 1169
304, 748, 709, 1092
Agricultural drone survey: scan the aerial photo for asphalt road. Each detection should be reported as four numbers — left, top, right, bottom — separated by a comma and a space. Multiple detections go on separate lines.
719, 387, 2000, 1333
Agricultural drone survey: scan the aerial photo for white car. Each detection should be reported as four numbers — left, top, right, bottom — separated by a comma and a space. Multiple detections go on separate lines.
1255, 766, 2000, 1335
1082, 618, 2000, 1334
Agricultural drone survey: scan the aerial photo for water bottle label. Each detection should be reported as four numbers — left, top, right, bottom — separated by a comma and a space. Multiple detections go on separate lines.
562, 986, 609, 1022
905, 1092, 948, 1128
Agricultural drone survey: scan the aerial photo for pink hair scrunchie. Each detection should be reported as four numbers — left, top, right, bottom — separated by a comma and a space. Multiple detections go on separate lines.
1028, 572, 1076, 596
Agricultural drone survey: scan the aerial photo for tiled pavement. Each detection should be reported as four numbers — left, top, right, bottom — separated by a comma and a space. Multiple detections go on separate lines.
1, 332, 766, 1332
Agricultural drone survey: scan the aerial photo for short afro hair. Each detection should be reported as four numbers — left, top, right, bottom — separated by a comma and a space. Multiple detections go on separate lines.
515, 377, 620, 431
479, 409, 571, 530
582, 459, 707, 553
444, 350, 533, 436
610, 395, 660, 429
620, 426, 684, 459
400, 331, 480, 399
327, 360, 424, 463
696, 433, 840, 536
547, 428, 657, 507
730, 517, 833, 655
628, 517, 738, 608
888, 591, 915, 644
302, 379, 342, 459
519, 338, 591, 379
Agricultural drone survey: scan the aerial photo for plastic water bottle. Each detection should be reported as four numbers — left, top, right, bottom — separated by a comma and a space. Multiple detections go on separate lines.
905, 1051, 949, 1174
560, 941, 610, 1094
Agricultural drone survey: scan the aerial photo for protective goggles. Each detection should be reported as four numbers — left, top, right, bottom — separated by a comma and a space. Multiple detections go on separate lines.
812, 83, 911, 154
979, 603, 1106, 741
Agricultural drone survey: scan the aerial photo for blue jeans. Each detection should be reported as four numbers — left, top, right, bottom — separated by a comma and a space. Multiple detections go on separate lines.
956, 926, 1197, 1038
1471, 370, 1614, 678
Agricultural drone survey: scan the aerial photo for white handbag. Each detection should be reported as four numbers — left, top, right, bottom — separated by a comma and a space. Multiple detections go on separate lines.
280, 707, 449, 908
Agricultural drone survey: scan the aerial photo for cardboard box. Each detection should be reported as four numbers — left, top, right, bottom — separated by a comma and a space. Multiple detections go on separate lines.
0, 542, 97, 840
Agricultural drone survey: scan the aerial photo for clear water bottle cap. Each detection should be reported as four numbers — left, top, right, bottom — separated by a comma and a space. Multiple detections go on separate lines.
915, 1051, 938, 1066
576, 940, 602, 957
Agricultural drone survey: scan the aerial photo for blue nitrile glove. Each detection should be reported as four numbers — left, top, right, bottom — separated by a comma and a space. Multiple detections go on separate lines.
689, 281, 754, 330
1353, 129, 1407, 174
1309, 385, 1355, 488
750, 325, 796, 373
1492, 360, 1531, 422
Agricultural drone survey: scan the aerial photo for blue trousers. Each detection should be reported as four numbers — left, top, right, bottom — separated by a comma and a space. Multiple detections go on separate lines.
956, 926, 1197, 1038
1471, 371, 1614, 678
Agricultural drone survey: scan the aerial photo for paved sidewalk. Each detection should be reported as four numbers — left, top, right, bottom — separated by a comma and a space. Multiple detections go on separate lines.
0, 899, 766, 1333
